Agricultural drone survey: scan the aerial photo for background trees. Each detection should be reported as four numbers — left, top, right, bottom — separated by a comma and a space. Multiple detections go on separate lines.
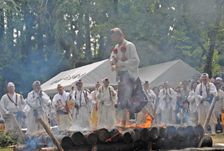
0, 0, 224, 95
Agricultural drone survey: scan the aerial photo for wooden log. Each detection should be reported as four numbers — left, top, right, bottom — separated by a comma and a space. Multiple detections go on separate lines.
71, 131, 87, 146
200, 135, 213, 147
61, 136, 74, 150
95, 128, 111, 143
106, 129, 122, 143
38, 118, 64, 151
122, 129, 140, 144
139, 128, 149, 142
85, 132, 98, 145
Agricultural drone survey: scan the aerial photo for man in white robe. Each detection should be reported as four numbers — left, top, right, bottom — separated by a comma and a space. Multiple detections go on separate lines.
0, 82, 26, 130
158, 82, 177, 125
136, 81, 156, 125
110, 28, 147, 127
97, 78, 117, 129
89, 82, 101, 129
187, 82, 199, 126
72, 80, 90, 129
24, 81, 51, 135
195, 73, 217, 134
214, 77, 224, 121
53, 84, 72, 131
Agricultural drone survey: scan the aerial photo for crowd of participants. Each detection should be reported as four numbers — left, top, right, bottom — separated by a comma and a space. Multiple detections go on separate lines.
0, 73, 224, 135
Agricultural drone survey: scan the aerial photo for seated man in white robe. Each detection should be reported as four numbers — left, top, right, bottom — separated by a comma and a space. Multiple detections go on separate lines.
97, 78, 117, 129
24, 81, 51, 135
53, 84, 72, 131
158, 82, 177, 125
195, 73, 217, 134
72, 80, 90, 129
0, 82, 26, 130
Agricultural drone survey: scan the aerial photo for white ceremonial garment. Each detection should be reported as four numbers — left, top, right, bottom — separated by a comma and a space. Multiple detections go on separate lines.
187, 90, 200, 126
24, 91, 51, 135
214, 89, 224, 118
195, 82, 217, 133
72, 90, 90, 129
0, 93, 25, 129
53, 91, 72, 131
136, 89, 156, 125
158, 88, 177, 125
97, 86, 116, 129
110, 39, 140, 80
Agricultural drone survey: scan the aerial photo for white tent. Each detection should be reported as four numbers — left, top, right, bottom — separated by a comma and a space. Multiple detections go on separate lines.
41, 59, 200, 95
139, 59, 201, 87
41, 59, 116, 95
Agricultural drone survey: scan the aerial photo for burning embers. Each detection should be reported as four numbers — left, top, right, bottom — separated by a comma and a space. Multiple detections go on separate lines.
60, 124, 213, 151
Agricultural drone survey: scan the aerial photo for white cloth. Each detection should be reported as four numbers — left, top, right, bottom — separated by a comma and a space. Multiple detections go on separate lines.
110, 39, 140, 80
72, 90, 90, 128
0, 93, 25, 114
97, 86, 116, 129
0, 93, 25, 129
24, 91, 51, 134
158, 88, 177, 124
53, 91, 72, 130
214, 89, 224, 117
195, 82, 217, 133
187, 90, 199, 126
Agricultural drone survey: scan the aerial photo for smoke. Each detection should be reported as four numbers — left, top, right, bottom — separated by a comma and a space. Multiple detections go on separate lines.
0, 45, 69, 97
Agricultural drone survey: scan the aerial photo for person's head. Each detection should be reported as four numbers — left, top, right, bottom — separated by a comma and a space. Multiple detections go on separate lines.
191, 82, 198, 90
103, 78, 110, 87
110, 28, 124, 43
143, 81, 149, 90
215, 77, 223, 88
200, 73, 209, 84
163, 81, 169, 89
7, 82, 15, 94
76, 80, 83, 90
95, 82, 100, 90
32, 80, 41, 93
57, 84, 64, 95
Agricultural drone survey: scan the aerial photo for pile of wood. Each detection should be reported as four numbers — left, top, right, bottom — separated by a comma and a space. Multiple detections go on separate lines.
60, 125, 212, 151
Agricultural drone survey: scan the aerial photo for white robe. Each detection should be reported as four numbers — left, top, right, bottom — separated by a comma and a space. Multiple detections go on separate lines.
214, 89, 224, 118
24, 91, 51, 135
137, 89, 156, 125
97, 86, 116, 129
53, 91, 72, 131
195, 82, 217, 133
0, 93, 25, 129
187, 90, 200, 126
72, 90, 90, 129
158, 88, 177, 124
110, 39, 140, 80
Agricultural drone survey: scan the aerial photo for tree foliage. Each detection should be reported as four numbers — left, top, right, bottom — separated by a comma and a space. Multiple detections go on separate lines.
0, 0, 224, 95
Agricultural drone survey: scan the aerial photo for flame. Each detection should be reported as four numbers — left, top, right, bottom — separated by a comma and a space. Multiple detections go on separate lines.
116, 113, 153, 129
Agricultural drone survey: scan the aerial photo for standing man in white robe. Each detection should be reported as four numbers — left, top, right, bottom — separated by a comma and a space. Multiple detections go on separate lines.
187, 82, 199, 126
158, 82, 177, 125
97, 78, 117, 129
0, 82, 26, 129
136, 81, 156, 125
72, 80, 90, 129
110, 28, 147, 127
52, 84, 72, 131
89, 82, 101, 129
24, 81, 51, 135
195, 73, 217, 134
214, 77, 224, 122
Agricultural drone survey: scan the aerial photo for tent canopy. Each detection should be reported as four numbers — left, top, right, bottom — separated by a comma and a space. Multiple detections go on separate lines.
41, 59, 116, 95
41, 59, 200, 95
139, 59, 201, 87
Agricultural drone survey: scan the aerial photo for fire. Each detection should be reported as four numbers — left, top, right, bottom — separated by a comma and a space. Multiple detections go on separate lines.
116, 113, 153, 129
